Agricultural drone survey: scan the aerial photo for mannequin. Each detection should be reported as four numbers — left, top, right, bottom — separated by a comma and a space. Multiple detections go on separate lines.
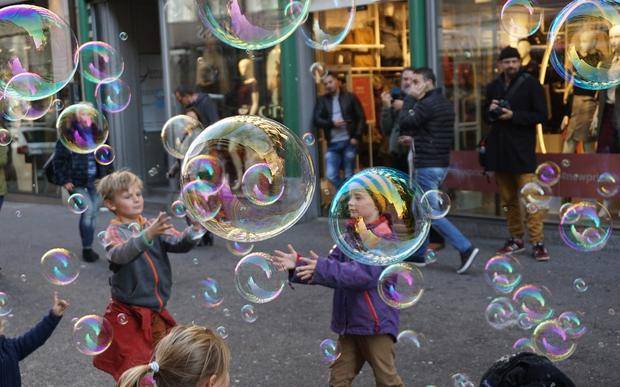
380, 4, 402, 67
266, 45, 281, 106
237, 58, 259, 115
562, 30, 603, 153
517, 39, 539, 79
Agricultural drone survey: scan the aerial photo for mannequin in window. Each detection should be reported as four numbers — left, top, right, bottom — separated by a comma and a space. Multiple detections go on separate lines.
266, 45, 281, 107
561, 30, 603, 153
517, 39, 539, 79
237, 58, 259, 115
380, 4, 403, 67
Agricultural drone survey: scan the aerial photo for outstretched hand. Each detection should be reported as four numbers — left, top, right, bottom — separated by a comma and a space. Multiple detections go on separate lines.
273, 244, 298, 271
145, 212, 174, 241
295, 251, 319, 281
51, 292, 69, 316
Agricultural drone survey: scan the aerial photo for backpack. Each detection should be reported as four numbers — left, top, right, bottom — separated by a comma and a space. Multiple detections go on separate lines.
43, 152, 60, 185
480, 352, 576, 387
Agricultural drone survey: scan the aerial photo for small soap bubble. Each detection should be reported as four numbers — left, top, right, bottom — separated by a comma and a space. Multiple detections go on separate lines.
170, 200, 187, 218
20, 274, 26, 282
222, 308, 231, 317
302, 132, 315, 146
486, 297, 518, 330
119, 31, 128, 41
200, 278, 223, 308
609, 308, 616, 316
148, 167, 159, 177
40, 248, 80, 286
53, 99, 64, 110
192, 257, 199, 265
573, 278, 588, 293
216, 326, 228, 339
72, 315, 114, 355
241, 304, 257, 323
319, 338, 340, 363
421, 189, 451, 219
226, 241, 254, 257
561, 159, 570, 168
15, 210, 22, 218
424, 250, 437, 264
397, 330, 423, 348
117, 313, 128, 325
67, 193, 89, 214
0, 292, 12, 316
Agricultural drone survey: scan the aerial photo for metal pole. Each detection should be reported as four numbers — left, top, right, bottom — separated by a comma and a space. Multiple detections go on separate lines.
409, 0, 427, 68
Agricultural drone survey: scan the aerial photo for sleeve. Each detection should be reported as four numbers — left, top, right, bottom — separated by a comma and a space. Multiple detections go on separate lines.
511, 80, 548, 127
206, 98, 220, 125
313, 98, 333, 130
105, 225, 151, 265
160, 227, 203, 253
9, 311, 62, 361
351, 94, 367, 140
398, 98, 430, 136
53, 140, 71, 185
380, 107, 395, 137
310, 256, 383, 291
0, 145, 7, 167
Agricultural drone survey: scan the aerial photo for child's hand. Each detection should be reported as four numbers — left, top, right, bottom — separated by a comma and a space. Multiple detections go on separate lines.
272, 244, 299, 271
51, 292, 69, 316
145, 212, 174, 241
295, 252, 319, 281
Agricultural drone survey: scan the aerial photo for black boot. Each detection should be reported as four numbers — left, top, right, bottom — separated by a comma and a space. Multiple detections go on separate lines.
83, 248, 100, 263
202, 232, 213, 246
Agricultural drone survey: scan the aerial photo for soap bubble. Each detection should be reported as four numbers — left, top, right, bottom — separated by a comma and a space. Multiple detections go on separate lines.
57, 103, 109, 154
526, 203, 539, 214
170, 200, 187, 218
226, 241, 254, 257
309, 62, 327, 82
548, 1, 620, 90
94, 144, 115, 166
377, 263, 424, 309
200, 277, 224, 308
397, 330, 423, 348
67, 193, 89, 214
512, 337, 536, 352
234, 252, 286, 304
421, 189, 451, 219
302, 132, 316, 146
0, 292, 12, 316
328, 167, 430, 266
0, 128, 11, 146
180, 115, 315, 242
76, 41, 124, 84
573, 278, 588, 293
148, 167, 159, 177
97, 231, 110, 247
181, 154, 225, 196
561, 159, 570, 168
20, 274, 26, 282
609, 308, 616, 316
517, 313, 535, 330
535, 161, 561, 187
53, 99, 64, 110
1, 73, 53, 121
40, 248, 80, 286
119, 32, 128, 41
451, 373, 475, 387
95, 78, 132, 113
319, 338, 341, 363
222, 308, 231, 317
300, 0, 356, 51
596, 172, 618, 198
424, 250, 437, 264
559, 201, 612, 252
128, 222, 141, 237
161, 114, 204, 159
241, 304, 257, 323
532, 319, 576, 362
195, 0, 311, 50
558, 311, 587, 339
216, 325, 228, 339
485, 297, 518, 330
72, 314, 114, 356
520, 182, 551, 209
512, 284, 554, 323
0, 5, 78, 99
484, 255, 522, 294
117, 313, 128, 325
500, 0, 542, 38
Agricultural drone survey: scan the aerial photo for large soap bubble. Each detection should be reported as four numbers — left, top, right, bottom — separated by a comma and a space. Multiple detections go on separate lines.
500, 0, 542, 38
180, 115, 315, 242
328, 167, 430, 266
0, 5, 78, 100
549, 0, 620, 90
56, 103, 109, 154
75, 41, 125, 84
195, 0, 311, 50
1, 72, 53, 121
559, 201, 612, 252
234, 252, 286, 303
161, 114, 204, 160
300, 0, 356, 51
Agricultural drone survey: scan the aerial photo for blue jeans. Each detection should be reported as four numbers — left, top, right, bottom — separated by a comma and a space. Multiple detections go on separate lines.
415, 167, 472, 255
73, 186, 101, 249
325, 140, 357, 188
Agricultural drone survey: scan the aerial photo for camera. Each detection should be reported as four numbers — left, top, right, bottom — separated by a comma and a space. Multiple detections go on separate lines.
489, 99, 511, 122
390, 87, 405, 101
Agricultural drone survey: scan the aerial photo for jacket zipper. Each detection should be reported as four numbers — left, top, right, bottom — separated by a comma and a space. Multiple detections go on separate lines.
363, 291, 380, 334
143, 251, 164, 310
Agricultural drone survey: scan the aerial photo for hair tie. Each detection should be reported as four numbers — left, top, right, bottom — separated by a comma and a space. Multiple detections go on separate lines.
149, 361, 160, 373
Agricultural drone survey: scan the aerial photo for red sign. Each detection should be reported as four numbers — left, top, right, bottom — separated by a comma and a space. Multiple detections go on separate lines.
443, 151, 620, 199
351, 75, 375, 124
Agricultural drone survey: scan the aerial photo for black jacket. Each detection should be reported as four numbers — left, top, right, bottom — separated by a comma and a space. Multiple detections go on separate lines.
53, 140, 113, 188
398, 88, 455, 168
189, 93, 219, 127
484, 71, 547, 173
313, 91, 366, 143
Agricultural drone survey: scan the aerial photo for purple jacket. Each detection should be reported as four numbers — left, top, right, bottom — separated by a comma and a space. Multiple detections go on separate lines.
291, 221, 399, 340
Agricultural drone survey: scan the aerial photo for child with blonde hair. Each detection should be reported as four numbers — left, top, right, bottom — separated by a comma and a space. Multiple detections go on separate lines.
117, 325, 230, 387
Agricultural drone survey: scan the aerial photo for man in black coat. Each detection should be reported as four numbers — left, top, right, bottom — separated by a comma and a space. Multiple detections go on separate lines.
398, 67, 478, 274
313, 74, 366, 188
485, 46, 549, 261
175, 86, 219, 127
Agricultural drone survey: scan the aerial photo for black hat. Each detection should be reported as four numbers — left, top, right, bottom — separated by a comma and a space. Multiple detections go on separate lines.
499, 46, 520, 61
480, 352, 576, 387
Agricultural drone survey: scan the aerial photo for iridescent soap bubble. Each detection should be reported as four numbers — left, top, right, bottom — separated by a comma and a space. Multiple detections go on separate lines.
451, 373, 475, 387
397, 330, 423, 348
559, 201, 612, 252
517, 313, 535, 330
300, 0, 356, 51
161, 114, 204, 159
573, 278, 588, 293
20, 274, 26, 282
40, 248, 80, 286
535, 161, 561, 187
200, 277, 223, 308
421, 189, 451, 219
561, 159, 571, 168
97, 231, 109, 247
302, 132, 315, 146
226, 240, 254, 257
548, 1, 620, 90
128, 222, 141, 237
148, 167, 159, 177
329, 167, 430, 266
532, 319, 576, 362
170, 200, 187, 218
57, 103, 109, 154
378, 263, 424, 309
117, 313, 128, 325
94, 144, 115, 166
500, 0, 542, 38
526, 203, 539, 214
222, 308, 231, 317
67, 193, 89, 214
0, 5, 78, 99
119, 32, 128, 41
241, 162, 285, 206
216, 325, 228, 339
195, 0, 311, 50
309, 62, 327, 82
53, 99, 64, 111
596, 172, 618, 198
0, 292, 12, 316
558, 311, 587, 339
241, 304, 257, 323
484, 255, 522, 294
72, 314, 114, 356
76, 41, 124, 84
485, 297, 518, 330
95, 78, 132, 113
424, 250, 437, 264
319, 338, 341, 363
1, 73, 53, 121
181, 154, 225, 196
609, 308, 616, 316
520, 182, 551, 209
512, 284, 554, 323
180, 116, 315, 242
512, 337, 536, 352
234, 252, 286, 304
0, 128, 11, 146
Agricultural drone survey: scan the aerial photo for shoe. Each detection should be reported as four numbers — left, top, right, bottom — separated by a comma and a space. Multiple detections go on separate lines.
202, 232, 213, 246
404, 255, 427, 267
533, 243, 550, 262
496, 238, 525, 255
457, 247, 479, 274
83, 248, 100, 263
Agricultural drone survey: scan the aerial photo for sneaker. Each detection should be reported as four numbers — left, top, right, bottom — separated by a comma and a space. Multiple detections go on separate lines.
532, 243, 550, 261
404, 255, 427, 267
496, 238, 525, 255
82, 248, 100, 263
457, 247, 479, 274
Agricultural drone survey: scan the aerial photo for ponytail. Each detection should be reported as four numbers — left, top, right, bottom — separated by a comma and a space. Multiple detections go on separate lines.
116, 364, 151, 387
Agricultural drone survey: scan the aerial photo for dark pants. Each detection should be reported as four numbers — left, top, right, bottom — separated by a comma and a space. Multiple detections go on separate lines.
0, 195, 3, 212
598, 103, 620, 153
73, 186, 100, 249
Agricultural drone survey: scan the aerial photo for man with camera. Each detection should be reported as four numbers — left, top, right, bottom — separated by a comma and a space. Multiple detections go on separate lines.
398, 68, 479, 274
485, 46, 549, 261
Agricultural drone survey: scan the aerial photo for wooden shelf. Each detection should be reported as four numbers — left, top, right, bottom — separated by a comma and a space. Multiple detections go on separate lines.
335, 44, 385, 49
